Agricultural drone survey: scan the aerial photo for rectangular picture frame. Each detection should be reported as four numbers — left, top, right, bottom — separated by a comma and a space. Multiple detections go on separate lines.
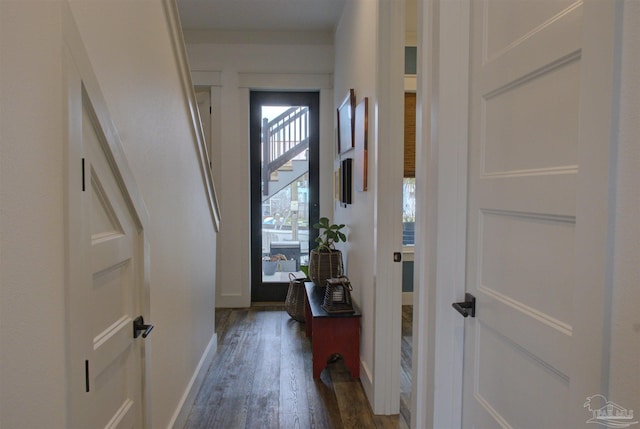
354, 97, 368, 192
341, 158, 353, 204
337, 89, 356, 154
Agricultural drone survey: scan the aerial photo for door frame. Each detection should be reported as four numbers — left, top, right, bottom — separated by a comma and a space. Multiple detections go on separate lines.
412, 1, 469, 427
63, 8, 151, 427
413, 1, 622, 428
194, 73, 332, 308
249, 90, 320, 302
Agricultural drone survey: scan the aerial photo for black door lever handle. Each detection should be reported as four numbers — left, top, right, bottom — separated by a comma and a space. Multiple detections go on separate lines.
452, 293, 476, 318
133, 316, 154, 338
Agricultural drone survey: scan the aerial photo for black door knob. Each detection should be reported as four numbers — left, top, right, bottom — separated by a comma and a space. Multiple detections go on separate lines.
452, 293, 476, 318
133, 315, 154, 338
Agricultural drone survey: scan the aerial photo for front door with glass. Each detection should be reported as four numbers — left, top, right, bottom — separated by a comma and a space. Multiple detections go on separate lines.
250, 91, 319, 301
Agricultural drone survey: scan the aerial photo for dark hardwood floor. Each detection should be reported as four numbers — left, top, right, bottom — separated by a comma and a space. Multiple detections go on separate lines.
400, 305, 412, 426
183, 305, 412, 429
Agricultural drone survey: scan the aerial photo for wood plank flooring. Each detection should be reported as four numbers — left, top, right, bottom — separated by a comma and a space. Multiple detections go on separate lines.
183, 305, 412, 429
400, 305, 412, 426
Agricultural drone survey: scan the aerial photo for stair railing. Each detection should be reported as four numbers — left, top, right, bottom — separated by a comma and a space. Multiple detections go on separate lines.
262, 106, 309, 196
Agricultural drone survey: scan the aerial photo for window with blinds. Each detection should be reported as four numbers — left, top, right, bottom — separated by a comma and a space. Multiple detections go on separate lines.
403, 92, 416, 245
404, 93, 416, 178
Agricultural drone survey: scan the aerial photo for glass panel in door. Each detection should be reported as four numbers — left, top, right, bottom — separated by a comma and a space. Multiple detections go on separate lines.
261, 104, 309, 282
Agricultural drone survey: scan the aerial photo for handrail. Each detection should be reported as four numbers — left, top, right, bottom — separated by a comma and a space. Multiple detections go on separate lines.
268, 107, 308, 154
269, 106, 299, 128
163, 0, 221, 231
267, 138, 309, 174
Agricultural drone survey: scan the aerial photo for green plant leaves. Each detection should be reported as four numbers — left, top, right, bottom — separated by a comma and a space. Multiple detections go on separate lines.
313, 217, 347, 249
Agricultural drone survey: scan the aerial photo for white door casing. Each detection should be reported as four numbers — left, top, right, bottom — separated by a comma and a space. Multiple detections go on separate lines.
371, 0, 405, 414
64, 13, 151, 427
195, 89, 212, 165
463, 0, 621, 428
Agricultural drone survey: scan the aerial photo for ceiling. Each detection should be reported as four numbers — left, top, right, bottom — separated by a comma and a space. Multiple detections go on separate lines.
177, 0, 347, 32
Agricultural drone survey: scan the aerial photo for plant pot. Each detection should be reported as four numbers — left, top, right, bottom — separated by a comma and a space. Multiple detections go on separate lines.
277, 259, 297, 272
308, 248, 344, 287
262, 260, 278, 276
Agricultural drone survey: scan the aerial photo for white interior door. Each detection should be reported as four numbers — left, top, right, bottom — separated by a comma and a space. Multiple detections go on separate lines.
87, 101, 144, 428
67, 86, 148, 428
460, 1, 617, 427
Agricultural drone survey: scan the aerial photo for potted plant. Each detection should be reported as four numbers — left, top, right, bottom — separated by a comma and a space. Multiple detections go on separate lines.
308, 217, 346, 287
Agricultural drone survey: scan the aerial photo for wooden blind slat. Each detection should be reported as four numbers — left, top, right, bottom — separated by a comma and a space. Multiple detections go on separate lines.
404, 93, 416, 178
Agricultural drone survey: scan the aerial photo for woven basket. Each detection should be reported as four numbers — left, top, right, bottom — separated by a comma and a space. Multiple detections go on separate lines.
308, 248, 343, 288
322, 276, 354, 314
285, 273, 307, 322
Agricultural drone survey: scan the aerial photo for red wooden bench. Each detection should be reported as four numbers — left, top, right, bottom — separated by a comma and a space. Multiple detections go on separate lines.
304, 282, 361, 379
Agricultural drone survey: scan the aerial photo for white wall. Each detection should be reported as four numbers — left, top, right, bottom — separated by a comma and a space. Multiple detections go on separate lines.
608, 0, 640, 409
0, 3, 67, 428
333, 0, 378, 398
183, 34, 335, 307
185, 6, 403, 412
334, 0, 405, 413
406, 0, 418, 45
1, 1, 217, 427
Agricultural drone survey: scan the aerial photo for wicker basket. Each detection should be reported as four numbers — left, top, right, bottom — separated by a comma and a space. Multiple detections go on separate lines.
308, 249, 343, 288
285, 273, 307, 322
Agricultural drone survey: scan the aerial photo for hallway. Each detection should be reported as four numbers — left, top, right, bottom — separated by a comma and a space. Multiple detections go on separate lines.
183, 306, 411, 429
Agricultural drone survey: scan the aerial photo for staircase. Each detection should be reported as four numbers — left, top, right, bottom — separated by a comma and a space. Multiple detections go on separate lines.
264, 159, 308, 201
262, 106, 309, 202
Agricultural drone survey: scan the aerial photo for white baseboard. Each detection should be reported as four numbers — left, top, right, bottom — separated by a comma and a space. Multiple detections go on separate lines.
402, 292, 413, 306
217, 293, 250, 308
360, 288, 410, 414
169, 333, 218, 429
360, 359, 375, 411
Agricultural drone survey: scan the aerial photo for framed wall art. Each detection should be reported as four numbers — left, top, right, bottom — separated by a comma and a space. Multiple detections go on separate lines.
341, 158, 352, 204
337, 88, 355, 154
354, 97, 368, 192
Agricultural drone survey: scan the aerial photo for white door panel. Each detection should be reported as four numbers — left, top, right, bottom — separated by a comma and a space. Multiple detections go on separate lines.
462, 1, 590, 428
67, 85, 146, 428
65, 18, 151, 425
83, 103, 143, 429
482, 0, 578, 62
